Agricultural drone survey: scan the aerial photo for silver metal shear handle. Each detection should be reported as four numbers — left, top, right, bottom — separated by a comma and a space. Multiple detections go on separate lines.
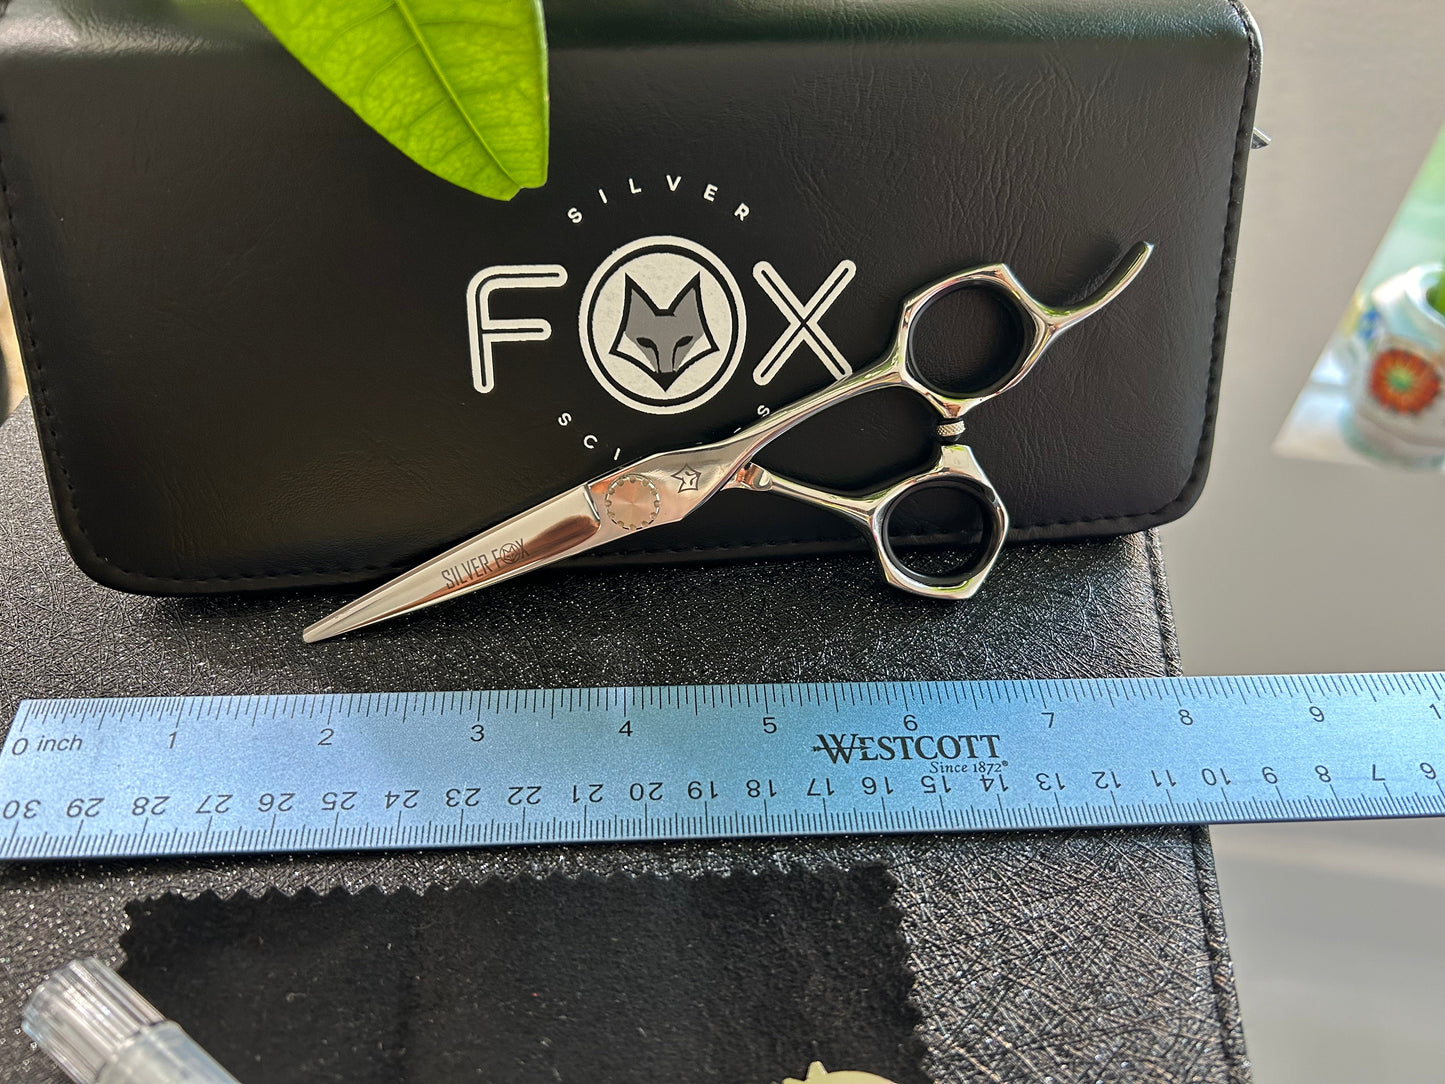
731, 444, 1009, 599
892, 240, 1156, 421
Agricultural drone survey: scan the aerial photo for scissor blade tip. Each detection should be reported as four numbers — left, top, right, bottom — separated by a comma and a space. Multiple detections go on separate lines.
302, 619, 341, 644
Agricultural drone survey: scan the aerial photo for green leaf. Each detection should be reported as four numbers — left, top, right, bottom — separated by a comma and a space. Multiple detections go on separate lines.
241, 0, 547, 200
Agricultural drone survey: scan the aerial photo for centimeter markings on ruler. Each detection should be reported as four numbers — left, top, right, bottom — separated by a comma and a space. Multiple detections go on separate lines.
1, 673, 1444, 861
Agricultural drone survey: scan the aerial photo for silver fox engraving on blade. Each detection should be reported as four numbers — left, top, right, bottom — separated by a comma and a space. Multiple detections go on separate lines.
609, 274, 719, 390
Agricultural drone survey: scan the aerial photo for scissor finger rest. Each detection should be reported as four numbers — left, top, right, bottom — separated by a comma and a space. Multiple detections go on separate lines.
730, 444, 1009, 599
890, 240, 1155, 421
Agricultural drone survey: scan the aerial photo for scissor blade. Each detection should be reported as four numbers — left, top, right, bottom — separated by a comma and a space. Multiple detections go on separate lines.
303, 486, 606, 643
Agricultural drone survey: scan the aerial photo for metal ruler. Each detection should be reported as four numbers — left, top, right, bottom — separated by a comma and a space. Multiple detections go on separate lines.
2, 673, 1444, 861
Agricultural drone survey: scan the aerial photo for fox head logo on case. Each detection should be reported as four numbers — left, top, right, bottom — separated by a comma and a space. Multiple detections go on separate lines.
579, 236, 746, 414
613, 276, 713, 389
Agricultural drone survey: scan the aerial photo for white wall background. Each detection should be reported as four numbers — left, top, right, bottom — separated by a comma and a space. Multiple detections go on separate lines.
1160, 1, 1445, 1080
1161, 0, 1445, 677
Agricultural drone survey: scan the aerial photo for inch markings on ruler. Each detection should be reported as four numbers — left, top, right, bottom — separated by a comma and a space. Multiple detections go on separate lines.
0, 674, 1443, 861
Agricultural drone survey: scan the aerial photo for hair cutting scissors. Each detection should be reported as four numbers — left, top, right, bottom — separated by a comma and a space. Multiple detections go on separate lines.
304, 242, 1153, 642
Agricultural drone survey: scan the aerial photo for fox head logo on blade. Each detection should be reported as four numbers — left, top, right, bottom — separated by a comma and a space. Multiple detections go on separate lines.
610, 273, 719, 391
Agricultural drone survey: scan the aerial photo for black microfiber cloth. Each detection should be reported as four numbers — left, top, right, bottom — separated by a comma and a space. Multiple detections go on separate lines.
119, 867, 926, 1084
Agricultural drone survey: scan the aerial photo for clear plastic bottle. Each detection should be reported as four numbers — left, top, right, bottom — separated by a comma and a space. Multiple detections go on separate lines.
22, 958, 240, 1084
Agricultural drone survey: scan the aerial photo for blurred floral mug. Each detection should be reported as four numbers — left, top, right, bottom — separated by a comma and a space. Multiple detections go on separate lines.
1345, 263, 1445, 466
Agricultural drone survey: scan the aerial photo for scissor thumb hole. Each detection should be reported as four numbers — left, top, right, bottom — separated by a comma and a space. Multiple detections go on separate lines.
907, 280, 1029, 401
879, 479, 1003, 587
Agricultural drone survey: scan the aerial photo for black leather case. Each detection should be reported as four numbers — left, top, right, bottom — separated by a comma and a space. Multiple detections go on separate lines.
0, 0, 1260, 594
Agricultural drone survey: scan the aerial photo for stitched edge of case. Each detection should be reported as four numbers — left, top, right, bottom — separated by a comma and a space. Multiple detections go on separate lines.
1146, 529, 1252, 1083
1190, 828, 1253, 1083
1144, 529, 1183, 678
0, 4, 1263, 592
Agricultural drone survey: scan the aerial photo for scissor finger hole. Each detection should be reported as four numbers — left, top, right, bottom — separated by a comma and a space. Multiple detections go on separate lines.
881, 482, 1000, 585
908, 282, 1027, 399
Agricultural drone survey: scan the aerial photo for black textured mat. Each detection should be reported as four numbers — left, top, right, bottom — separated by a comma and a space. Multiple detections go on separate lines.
119, 869, 926, 1084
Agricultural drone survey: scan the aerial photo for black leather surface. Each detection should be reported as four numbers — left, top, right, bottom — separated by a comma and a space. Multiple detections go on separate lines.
0, 0, 1259, 593
0, 401, 1249, 1082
